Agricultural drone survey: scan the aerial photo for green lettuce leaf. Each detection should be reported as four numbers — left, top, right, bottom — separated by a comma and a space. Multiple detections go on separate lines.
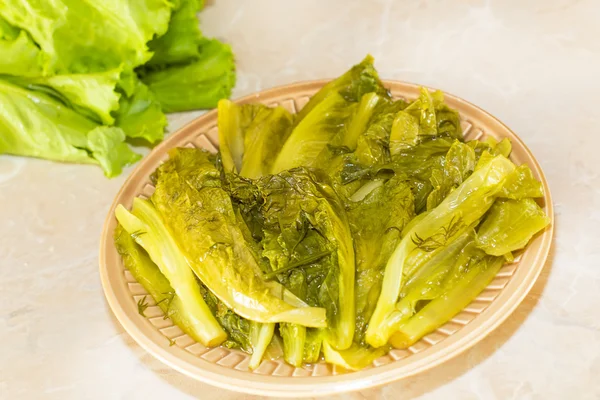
254, 168, 356, 350
366, 155, 515, 347
0, 16, 46, 76
115, 199, 227, 346
432, 90, 462, 139
0, 0, 172, 74
353, 98, 407, 167
426, 140, 476, 210
231, 167, 357, 361
320, 176, 414, 368
0, 0, 237, 177
389, 89, 462, 155
218, 99, 294, 178
4, 69, 122, 125
271, 92, 356, 173
347, 176, 415, 344
262, 332, 284, 361
271, 56, 390, 173
475, 198, 550, 256
279, 323, 306, 367
86, 127, 142, 178
141, 38, 236, 112
398, 233, 473, 311
389, 89, 435, 153
340, 92, 383, 151
199, 283, 274, 369
248, 322, 276, 369
307, 92, 388, 180
151, 149, 327, 326
303, 328, 323, 363
115, 76, 166, 144
295, 55, 389, 123
322, 342, 388, 371
0, 79, 139, 177
147, 0, 203, 66
150, 146, 221, 188
499, 164, 544, 199
341, 139, 454, 212
198, 283, 254, 350
274, 269, 322, 366
390, 254, 504, 349
378, 232, 475, 336
468, 137, 512, 163
114, 224, 227, 346
240, 105, 294, 178
218, 102, 261, 173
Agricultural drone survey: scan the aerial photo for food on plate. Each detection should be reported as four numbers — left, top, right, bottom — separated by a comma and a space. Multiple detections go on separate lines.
114, 55, 550, 370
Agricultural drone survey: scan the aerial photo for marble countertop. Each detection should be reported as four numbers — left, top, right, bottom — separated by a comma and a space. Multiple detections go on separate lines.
1, 0, 599, 399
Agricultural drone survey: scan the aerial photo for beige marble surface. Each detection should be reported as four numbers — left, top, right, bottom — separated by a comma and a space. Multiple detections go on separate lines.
1, 0, 599, 398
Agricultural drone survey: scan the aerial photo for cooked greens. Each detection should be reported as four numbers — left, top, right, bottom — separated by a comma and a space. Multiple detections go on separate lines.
366, 154, 516, 347
0, 0, 235, 176
115, 198, 227, 347
218, 99, 294, 178
151, 149, 327, 327
115, 56, 550, 370
271, 55, 390, 173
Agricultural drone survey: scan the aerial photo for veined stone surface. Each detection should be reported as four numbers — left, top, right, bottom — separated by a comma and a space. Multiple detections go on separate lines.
1, 1, 599, 399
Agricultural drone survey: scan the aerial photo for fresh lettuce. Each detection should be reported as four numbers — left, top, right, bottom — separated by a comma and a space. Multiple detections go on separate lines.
0, 0, 171, 74
0, 80, 139, 177
114, 76, 167, 144
147, 0, 204, 66
0, 16, 45, 77
0, 0, 235, 175
3, 69, 123, 125
140, 39, 236, 112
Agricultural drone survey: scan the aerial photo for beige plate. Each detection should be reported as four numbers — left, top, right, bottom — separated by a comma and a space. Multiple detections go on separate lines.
99, 80, 554, 398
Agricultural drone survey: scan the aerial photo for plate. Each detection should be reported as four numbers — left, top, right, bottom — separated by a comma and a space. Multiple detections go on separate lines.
99, 80, 554, 397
